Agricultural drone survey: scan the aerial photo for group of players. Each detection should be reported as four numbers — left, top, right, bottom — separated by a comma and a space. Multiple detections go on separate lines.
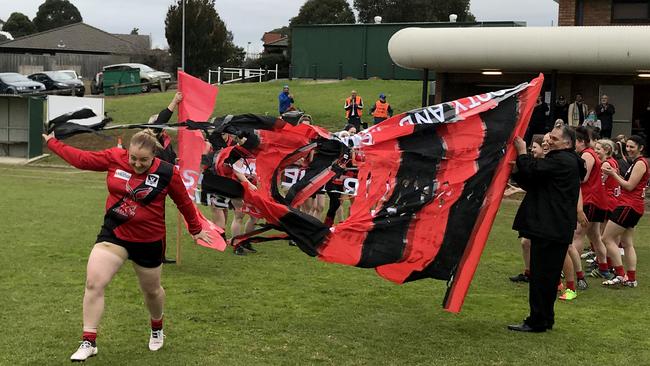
509, 120, 647, 301
200, 114, 361, 254
46, 91, 364, 361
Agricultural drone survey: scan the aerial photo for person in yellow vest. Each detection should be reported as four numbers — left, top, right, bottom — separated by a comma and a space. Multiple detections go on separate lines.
370, 93, 393, 125
344, 90, 364, 130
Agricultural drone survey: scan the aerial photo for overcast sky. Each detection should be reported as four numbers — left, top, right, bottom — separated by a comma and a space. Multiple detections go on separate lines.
1, 0, 558, 52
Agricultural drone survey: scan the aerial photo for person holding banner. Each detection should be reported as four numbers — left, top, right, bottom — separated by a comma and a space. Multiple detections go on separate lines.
509, 123, 586, 333
149, 91, 183, 263
43, 130, 211, 361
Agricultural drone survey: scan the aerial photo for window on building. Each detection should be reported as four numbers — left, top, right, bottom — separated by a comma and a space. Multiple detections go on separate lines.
612, 0, 650, 22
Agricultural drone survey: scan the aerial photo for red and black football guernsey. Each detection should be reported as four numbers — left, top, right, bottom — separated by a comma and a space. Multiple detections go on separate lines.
47, 138, 202, 242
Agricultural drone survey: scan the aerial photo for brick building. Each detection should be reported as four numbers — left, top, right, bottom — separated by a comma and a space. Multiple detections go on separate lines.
389, 0, 650, 136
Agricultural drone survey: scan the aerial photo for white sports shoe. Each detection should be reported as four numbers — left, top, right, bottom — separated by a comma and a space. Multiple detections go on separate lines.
149, 329, 164, 351
70, 340, 97, 362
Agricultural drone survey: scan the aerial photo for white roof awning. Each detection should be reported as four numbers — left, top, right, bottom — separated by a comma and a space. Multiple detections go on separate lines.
388, 26, 650, 74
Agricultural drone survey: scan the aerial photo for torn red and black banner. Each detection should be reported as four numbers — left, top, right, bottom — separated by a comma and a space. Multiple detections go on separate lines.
226, 75, 543, 312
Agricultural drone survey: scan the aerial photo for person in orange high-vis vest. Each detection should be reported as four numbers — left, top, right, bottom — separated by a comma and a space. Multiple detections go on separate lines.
370, 93, 393, 125
344, 90, 364, 130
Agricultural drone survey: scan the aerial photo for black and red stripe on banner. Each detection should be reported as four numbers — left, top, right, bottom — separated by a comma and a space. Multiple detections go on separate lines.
317, 75, 543, 312
220, 75, 543, 313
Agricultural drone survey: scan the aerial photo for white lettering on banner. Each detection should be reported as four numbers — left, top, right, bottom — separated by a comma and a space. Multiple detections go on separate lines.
280, 168, 358, 196
466, 96, 481, 109
399, 105, 445, 126
114, 169, 132, 181
282, 168, 306, 187
343, 177, 358, 195
453, 100, 469, 115
182, 169, 200, 199
476, 93, 492, 102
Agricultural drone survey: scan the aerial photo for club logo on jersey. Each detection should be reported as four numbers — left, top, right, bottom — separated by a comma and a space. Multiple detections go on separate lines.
145, 174, 160, 188
114, 169, 132, 181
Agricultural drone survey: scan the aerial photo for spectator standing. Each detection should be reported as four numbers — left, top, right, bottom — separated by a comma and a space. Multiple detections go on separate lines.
344, 90, 364, 130
554, 96, 569, 125
370, 93, 393, 125
596, 95, 615, 138
278, 85, 295, 114
568, 93, 589, 127
524, 95, 549, 145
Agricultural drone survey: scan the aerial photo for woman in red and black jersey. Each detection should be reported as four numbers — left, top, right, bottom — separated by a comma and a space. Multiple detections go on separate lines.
601, 135, 649, 288
44, 130, 210, 361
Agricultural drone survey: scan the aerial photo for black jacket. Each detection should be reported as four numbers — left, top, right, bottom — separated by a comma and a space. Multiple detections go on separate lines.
153, 108, 177, 164
512, 148, 586, 244
596, 103, 615, 130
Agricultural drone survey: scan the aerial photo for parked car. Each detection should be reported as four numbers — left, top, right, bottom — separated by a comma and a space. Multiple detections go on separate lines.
90, 71, 103, 95
28, 71, 85, 97
0, 72, 46, 95
57, 69, 82, 80
90, 63, 171, 94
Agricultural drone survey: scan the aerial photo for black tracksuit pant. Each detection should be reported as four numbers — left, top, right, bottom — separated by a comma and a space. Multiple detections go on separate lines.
525, 236, 569, 330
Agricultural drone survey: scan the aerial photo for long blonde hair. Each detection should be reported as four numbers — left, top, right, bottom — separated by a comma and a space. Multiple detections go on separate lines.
130, 129, 163, 154
596, 139, 615, 159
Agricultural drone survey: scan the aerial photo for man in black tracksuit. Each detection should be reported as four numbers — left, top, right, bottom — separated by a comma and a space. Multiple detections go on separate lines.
508, 123, 586, 332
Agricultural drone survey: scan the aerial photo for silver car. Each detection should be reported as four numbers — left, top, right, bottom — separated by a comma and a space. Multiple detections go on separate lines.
0, 72, 46, 94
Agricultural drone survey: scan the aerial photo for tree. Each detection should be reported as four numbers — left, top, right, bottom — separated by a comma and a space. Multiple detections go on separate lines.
130, 28, 139, 35
33, 0, 82, 32
165, 0, 243, 77
268, 26, 290, 36
3, 12, 37, 38
290, 0, 356, 26
354, 0, 475, 23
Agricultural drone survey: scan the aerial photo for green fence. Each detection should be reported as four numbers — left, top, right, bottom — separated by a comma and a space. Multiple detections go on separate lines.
291, 21, 524, 81
0, 96, 44, 159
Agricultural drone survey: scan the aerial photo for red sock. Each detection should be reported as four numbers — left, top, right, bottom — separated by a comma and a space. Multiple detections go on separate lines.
607, 257, 613, 267
524, 269, 531, 277
627, 270, 636, 282
598, 262, 609, 272
576, 271, 585, 280
614, 265, 625, 277
151, 316, 164, 331
82, 331, 97, 344
566, 280, 576, 291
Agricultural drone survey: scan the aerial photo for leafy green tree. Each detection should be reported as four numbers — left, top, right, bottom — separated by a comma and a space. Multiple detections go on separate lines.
3, 12, 37, 38
354, 0, 475, 23
290, 0, 356, 26
165, 0, 243, 77
130, 28, 139, 35
33, 0, 82, 32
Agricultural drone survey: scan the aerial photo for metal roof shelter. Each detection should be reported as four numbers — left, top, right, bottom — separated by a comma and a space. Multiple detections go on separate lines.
387, 26, 650, 136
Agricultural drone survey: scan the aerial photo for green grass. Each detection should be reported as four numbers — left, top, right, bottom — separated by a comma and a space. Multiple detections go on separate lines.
39, 79, 421, 165
1, 164, 650, 365
104, 79, 422, 131
5, 80, 650, 364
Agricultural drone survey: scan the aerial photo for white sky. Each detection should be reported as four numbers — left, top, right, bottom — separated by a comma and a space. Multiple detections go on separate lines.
0, 0, 558, 52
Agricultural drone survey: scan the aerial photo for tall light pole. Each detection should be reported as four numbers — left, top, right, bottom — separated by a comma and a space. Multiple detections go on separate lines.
181, 0, 186, 71
247, 41, 251, 60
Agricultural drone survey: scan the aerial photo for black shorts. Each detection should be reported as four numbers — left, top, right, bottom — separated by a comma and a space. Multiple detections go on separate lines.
96, 226, 164, 268
609, 206, 643, 229
583, 203, 607, 223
